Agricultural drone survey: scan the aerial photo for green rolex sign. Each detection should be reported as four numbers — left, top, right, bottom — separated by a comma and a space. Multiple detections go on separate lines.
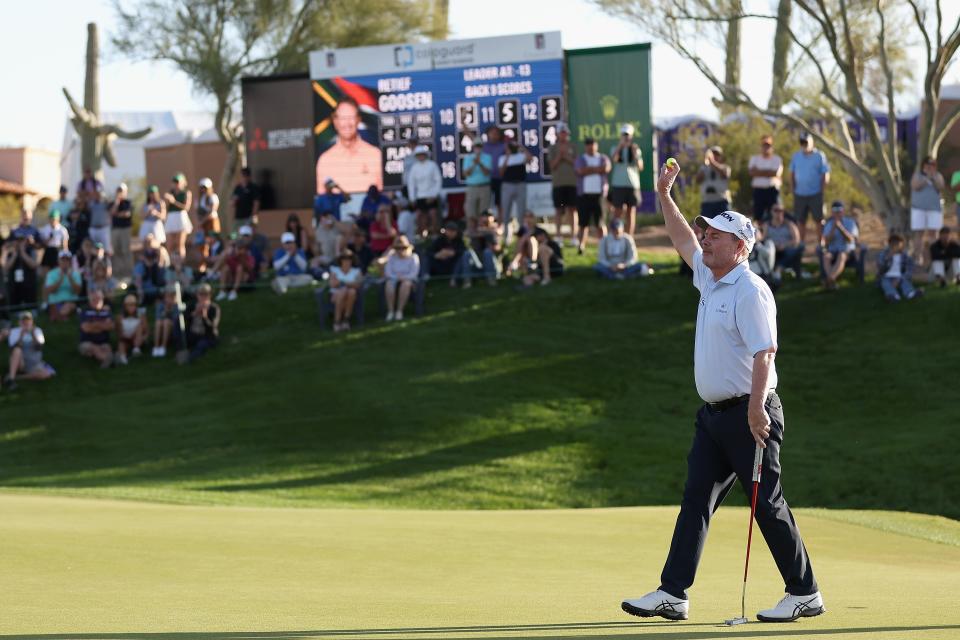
567, 44, 654, 199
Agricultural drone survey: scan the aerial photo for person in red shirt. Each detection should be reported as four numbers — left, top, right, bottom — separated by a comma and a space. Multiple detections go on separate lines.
368, 205, 398, 256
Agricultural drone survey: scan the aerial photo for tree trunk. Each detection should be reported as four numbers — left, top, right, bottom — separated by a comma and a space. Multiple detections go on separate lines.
724, 0, 742, 95
83, 22, 101, 181
218, 139, 242, 236
768, 0, 792, 110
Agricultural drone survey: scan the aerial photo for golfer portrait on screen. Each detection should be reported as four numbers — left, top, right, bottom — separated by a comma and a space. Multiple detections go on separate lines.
315, 97, 384, 193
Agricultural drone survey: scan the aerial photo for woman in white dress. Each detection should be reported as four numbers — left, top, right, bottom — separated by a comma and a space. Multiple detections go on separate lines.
139, 186, 167, 246
163, 172, 194, 258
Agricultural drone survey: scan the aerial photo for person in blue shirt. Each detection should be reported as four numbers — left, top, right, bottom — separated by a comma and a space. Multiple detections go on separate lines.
357, 185, 392, 232
271, 232, 312, 294
789, 133, 830, 246
818, 201, 859, 290
313, 178, 351, 226
462, 136, 493, 233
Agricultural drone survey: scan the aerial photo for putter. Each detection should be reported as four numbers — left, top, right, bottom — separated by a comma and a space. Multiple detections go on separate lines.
725, 442, 763, 626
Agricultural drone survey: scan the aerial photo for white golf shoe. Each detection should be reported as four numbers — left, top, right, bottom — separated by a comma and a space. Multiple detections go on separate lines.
621, 590, 689, 621
757, 592, 825, 622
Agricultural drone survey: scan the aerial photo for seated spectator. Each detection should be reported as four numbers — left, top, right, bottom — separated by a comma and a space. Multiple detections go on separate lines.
510, 213, 556, 286
216, 240, 255, 301
78, 238, 113, 285
384, 236, 420, 321
311, 211, 342, 272
345, 229, 374, 274
930, 226, 960, 287
78, 289, 114, 369
329, 250, 364, 332
115, 293, 147, 364
369, 205, 398, 256
461, 212, 502, 288
134, 236, 168, 306
86, 259, 117, 297
358, 185, 391, 232
749, 225, 777, 284
44, 250, 83, 322
313, 178, 350, 225
765, 203, 805, 281
594, 219, 649, 279
152, 286, 182, 358
3, 311, 54, 390
819, 200, 860, 290
178, 283, 220, 362
165, 252, 194, 295
200, 232, 225, 277
247, 218, 270, 271
284, 212, 312, 260
877, 233, 922, 302
533, 228, 565, 279
428, 222, 465, 286
396, 199, 418, 242
272, 232, 312, 294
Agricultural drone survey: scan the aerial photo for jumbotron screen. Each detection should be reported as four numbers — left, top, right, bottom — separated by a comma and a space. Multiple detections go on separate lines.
309, 32, 564, 195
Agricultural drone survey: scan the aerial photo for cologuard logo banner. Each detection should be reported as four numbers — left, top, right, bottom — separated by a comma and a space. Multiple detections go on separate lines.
566, 44, 654, 205
309, 33, 564, 195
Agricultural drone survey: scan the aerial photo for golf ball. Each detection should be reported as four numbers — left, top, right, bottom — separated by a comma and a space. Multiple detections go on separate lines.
666, 157, 677, 167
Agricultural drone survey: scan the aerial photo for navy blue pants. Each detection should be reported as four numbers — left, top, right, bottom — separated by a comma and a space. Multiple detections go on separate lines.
659, 391, 818, 600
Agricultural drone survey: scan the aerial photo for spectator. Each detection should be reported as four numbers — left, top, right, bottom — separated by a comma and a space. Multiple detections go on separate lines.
609, 123, 643, 235
163, 173, 193, 258
78, 288, 114, 368
313, 178, 351, 225
790, 132, 831, 245
179, 283, 220, 362
533, 227, 565, 280
49, 185, 72, 220
396, 199, 418, 242
4, 311, 53, 390
134, 235, 167, 307
65, 194, 90, 255
2, 225, 40, 309
877, 233, 922, 302
232, 167, 260, 226
461, 211, 502, 288
462, 134, 493, 232
216, 239, 254, 301
271, 232, 312, 294
329, 250, 363, 332
195, 178, 221, 266
284, 212, 311, 259
43, 250, 83, 321
245, 219, 270, 275
764, 203, 804, 281
165, 251, 194, 295
482, 126, 508, 218
575, 137, 611, 255
401, 138, 419, 200
407, 145, 443, 233
358, 185, 391, 232
77, 167, 103, 196
548, 123, 578, 247
696, 146, 732, 219
428, 221, 466, 286
152, 286, 181, 358
139, 186, 167, 246
312, 210, 343, 270
819, 201, 859, 290
12, 208, 41, 243
86, 259, 117, 297
952, 166, 960, 218
748, 225, 777, 284
594, 218, 648, 279
38, 210, 69, 282
748, 135, 784, 221
115, 293, 147, 364
110, 183, 134, 280
78, 238, 112, 285
384, 235, 420, 321
345, 229, 374, 274
368, 205, 398, 256
86, 188, 112, 256
909, 156, 945, 265
929, 226, 960, 287
498, 139, 532, 243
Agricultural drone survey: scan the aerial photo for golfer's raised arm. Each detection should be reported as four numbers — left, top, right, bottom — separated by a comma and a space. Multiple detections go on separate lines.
657, 161, 699, 269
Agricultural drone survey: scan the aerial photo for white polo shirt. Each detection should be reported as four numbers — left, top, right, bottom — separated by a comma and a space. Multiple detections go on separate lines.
692, 249, 778, 402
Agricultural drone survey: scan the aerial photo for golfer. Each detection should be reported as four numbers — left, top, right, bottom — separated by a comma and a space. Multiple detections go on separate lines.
621, 160, 824, 623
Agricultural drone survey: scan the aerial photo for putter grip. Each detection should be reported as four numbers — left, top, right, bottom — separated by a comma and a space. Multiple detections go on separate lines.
752, 443, 763, 482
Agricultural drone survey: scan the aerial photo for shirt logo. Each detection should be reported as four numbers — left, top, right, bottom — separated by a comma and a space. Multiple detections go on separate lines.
715, 302, 729, 314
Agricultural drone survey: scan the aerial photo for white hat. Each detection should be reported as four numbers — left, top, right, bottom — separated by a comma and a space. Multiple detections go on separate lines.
695, 211, 756, 254
414, 144, 430, 155
556, 122, 570, 133
118, 182, 128, 192
324, 176, 336, 185
620, 124, 635, 136
281, 231, 296, 244
199, 177, 213, 189
238, 225, 253, 236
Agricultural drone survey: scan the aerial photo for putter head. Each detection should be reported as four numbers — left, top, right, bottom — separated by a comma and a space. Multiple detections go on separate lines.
725, 617, 749, 626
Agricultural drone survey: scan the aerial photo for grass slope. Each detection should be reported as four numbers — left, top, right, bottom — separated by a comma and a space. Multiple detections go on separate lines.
3, 494, 960, 639
1, 249, 958, 517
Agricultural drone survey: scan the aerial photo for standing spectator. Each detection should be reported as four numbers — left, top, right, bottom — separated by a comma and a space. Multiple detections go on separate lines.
86, 189, 112, 256
345, 229, 374, 274
284, 213, 311, 259
482, 126, 508, 218
180, 283, 220, 362
134, 236, 167, 307
38, 210, 69, 283
139, 186, 167, 246
164, 173, 193, 257
748, 135, 784, 221
608, 124, 643, 235
498, 139, 532, 243
427, 222, 466, 286
594, 219, 648, 279
43, 250, 83, 321
462, 134, 493, 232
819, 201, 859, 290
407, 145, 442, 233
271, 232, 312, 294
764, 203, 804, 281
2, 227, 40, 310
115, 294, 147, 364
548, 123, 579, 246
461, 212, 502, 287
13, 208, 41, 243
877, 233, 922, 302
231, 167, 260, 227
76, 167, 103, 196
152, 286, 181, 358
790, 132, 831, 245
49, 185, 72, 220
930, 226, 960, 287
109, 183, 134, 280
329, 250, 363, 332
216, 240, 254, 301
313, 178, 351, 225
909, 156, 945, 264
78, 288, 114, 368
358, 185, 391, 232
65, 194, 90, 255
384, 236, 420, 321
312, 210, 343, 271
401, 138, 419, 200
574, 137, 611, 255
4, 311, 54, 390
696, 146, 732, 219
195, 178, 221, 266
369, 205, 399, 256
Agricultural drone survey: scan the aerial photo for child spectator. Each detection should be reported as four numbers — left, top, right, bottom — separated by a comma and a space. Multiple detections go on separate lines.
78, 289, 115, 368
44, 250, 83, 322
594, 219, 649, 279
3, 311, 54, 390
329, 250, 363, 332
930, 226, 960, 287
216, 240, 255, 302
271, 232, 312, 294
116, 293, 147, 364
180, 283, 220, 362
877, 233, 922, 302
384, 236, 420, 321
152, 286, 182, 358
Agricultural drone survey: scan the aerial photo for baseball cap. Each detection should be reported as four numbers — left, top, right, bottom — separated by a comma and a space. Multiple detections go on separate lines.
172, 172, 186, 182
324, 177, 335, 186
59, 185, 68, 193
58, 249, 72, 259
281, 231, 296, 244
610, 218, 624, 230
148, 185, 159, 193
799, 131, 810, 142
709, 145, 723, 155
199, 178, 213, 189
620, 124, 635, 136
414, 144, 430, 155
238, 225, 253, 236
118, 182, 128, 192
49, 210, 61, 219
583, 136, 596, 145
831, 200, 844, 211
695, 211, 756, 254
556, 122, 570, 133
18, 310, 33, 321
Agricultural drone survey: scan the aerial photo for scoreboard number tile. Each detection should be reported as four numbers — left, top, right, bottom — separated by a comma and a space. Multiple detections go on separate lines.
496, 99, 520, 126
539, 96, 563, 123
456, 102, 479, 129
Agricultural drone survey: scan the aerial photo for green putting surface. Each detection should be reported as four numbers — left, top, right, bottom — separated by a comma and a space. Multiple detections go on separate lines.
3, 495, 959, 639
